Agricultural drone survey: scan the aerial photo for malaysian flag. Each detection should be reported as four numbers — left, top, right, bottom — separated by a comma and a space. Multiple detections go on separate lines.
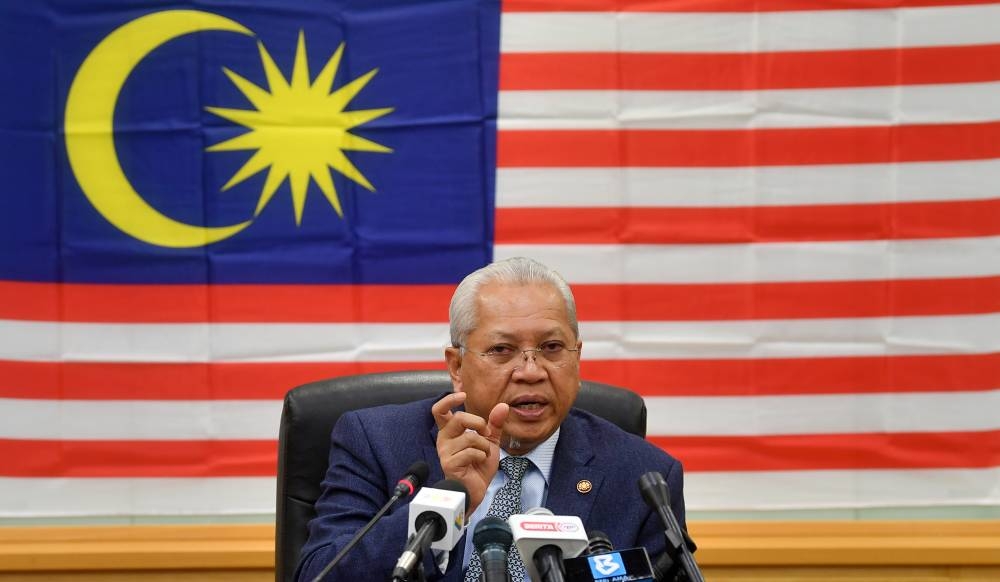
1, 0, 997, 518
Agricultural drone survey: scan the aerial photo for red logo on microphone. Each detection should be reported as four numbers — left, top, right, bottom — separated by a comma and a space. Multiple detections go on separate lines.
520, 521, 558, 532
518, 520, 581, 533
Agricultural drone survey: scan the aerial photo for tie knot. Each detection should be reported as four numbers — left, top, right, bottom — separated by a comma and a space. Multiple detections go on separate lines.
500, 456, 531, 482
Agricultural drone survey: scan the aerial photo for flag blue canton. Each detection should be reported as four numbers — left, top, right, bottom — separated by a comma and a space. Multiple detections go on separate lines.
0, 0, 501, 284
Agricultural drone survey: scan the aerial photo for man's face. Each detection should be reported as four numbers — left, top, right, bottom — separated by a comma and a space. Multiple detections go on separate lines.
446, 280, 582, 455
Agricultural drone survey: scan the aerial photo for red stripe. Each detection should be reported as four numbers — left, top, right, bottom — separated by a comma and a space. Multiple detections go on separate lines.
1, 352, 996, 400
2, 277, 999, 324
497, 122, 1000, 167
0, 282, 452, 323
3, 430, 996, 476
503, 0, 1000, 12
500, 45, 1000, 90
582, 353, 1000, 396
0, 360, 444, 400
0, 439, 277, 477
575, 278, 1000, 321
495, 199, 1000, 243
651, 429, 1000, 471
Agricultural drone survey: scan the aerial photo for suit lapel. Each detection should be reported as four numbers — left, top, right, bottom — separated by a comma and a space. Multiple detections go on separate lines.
426, 422, 445, 483
545, 412, 604, 524
423, 394, 457, 483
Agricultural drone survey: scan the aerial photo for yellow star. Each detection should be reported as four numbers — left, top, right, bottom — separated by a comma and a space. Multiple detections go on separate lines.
206, 33, 393, 224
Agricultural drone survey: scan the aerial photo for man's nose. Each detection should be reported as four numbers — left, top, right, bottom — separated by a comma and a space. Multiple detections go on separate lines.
513, 350, 546, 378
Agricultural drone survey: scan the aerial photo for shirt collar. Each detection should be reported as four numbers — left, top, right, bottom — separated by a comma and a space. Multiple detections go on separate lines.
500, 427, 560, 486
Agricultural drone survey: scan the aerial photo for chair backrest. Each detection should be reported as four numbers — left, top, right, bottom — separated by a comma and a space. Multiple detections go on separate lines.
274, 370, 647, 582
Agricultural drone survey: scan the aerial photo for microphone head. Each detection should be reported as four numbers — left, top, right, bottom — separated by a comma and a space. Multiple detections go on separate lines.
394, 461, 431, 498
473, 516, 513, 551
409, 479, 469, 551
586, 530, 614, 556
523, 506, 554, 516
407, 461, 430, 488
433, 479, 471, 512
509, 511, 588, 582
638, 471, 671, 510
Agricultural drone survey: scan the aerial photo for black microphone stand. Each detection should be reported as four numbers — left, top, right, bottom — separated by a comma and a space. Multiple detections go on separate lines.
639, 472, 704, 582
390, 532, 428, 582
311, 463, 428, 582
533, 545, 567, 582
654, 526, 698, 582
651, 530, 698, 581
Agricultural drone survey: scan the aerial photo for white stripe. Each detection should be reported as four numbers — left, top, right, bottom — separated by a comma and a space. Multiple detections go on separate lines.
0, 399, 282, 440
580, 315, 1000, 359
3, 314, 1000, 362
495, 237, 1000, 283
645, 390, 1000, 437
501, 6, 1000, 53
0, 477, 275, 517
2, 391, 994, 440
0, 320, 450, 362
685, 467, 1000, 510
498, 82, 1000, 130
496, 160, 1000, 208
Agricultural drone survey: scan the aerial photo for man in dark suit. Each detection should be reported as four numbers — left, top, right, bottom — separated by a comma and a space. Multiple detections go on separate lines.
296, 257, 686, 581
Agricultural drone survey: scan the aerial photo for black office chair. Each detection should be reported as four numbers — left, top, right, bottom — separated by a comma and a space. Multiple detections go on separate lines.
274, 370, 647, 582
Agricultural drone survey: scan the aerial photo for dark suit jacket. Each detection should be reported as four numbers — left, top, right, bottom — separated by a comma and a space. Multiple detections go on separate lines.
295, 395, 686, 581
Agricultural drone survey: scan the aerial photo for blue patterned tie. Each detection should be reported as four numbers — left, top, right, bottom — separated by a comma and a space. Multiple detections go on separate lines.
464, 456, 532, 582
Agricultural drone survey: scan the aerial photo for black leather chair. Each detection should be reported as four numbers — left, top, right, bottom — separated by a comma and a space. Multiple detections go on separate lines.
274, 370, 647, 582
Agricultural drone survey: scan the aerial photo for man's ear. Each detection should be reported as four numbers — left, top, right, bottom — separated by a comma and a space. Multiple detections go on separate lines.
444, 346, 463, 392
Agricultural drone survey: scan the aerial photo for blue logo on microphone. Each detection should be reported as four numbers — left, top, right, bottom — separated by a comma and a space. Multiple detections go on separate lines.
588, 552, 625, 578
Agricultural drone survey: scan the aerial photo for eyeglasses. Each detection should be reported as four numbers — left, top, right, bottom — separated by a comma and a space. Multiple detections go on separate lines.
459, 341, 580, 370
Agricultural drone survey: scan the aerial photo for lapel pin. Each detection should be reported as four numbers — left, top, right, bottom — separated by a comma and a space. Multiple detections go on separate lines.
576, 480, 593, 494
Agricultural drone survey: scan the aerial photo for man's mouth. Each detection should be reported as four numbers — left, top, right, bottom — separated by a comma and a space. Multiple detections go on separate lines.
510, 396, 547, 411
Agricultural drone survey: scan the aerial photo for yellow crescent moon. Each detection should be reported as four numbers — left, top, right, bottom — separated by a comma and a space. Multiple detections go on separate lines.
65, 10, 254, 248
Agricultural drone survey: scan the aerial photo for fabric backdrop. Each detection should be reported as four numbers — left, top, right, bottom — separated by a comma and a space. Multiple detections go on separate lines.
0, 0, 997, 517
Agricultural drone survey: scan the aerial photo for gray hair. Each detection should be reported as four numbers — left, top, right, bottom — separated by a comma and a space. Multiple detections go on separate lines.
449, 257, 579, 347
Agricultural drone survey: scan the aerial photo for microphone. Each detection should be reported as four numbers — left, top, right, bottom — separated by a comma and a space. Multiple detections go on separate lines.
563, 531, 655, 582
508, 507, 588, 582
473, 516, 513, 582
650, 552, 677, 582
392, 479, 469, 581
649, 532, 697, 581
394, 461, 431, 498
586, 531, 614, 555
310, 461, 429, 582
638, 472, 704, 582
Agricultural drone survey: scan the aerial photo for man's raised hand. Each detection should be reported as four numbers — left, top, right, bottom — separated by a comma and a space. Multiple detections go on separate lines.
431, 391, 509, 513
